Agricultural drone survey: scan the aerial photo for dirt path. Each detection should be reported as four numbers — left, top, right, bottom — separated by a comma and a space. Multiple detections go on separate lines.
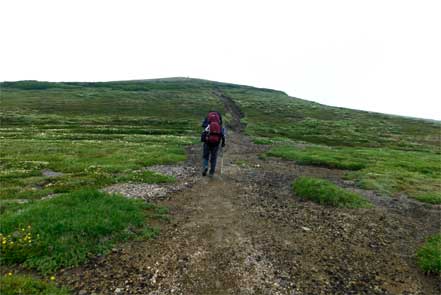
59, 92, 440, 294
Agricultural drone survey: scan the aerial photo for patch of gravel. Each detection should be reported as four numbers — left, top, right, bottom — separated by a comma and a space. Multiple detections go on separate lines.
144, 165, 196, 178
103, 165, 198, 202
103, 183, 189, 202
0, 199, 30, 204
41, 193, 62, 201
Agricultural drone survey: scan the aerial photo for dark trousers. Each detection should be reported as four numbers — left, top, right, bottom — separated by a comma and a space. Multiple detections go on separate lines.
203, 143, 220, 173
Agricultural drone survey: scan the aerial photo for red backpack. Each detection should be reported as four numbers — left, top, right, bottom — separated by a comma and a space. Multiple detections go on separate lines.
207, 121, 221, 144
207, 112, 221, 124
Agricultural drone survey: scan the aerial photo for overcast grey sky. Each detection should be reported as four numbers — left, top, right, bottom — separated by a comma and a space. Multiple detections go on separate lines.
1, 0, 440, 120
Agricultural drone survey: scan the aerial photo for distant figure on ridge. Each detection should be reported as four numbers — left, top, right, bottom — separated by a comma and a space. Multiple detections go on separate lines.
201, 111, 226, 176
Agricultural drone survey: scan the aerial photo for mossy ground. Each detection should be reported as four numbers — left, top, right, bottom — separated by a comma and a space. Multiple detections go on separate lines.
0, 274, 69, 295
0, 190, 167, 274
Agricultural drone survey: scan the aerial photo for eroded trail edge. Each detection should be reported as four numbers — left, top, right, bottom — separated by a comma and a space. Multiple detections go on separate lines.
59, 90, 440, 295
214, 89, 245, 132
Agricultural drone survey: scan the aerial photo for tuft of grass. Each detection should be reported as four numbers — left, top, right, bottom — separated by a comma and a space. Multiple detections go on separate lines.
0, 190, 164, 273
292, 177, 372, 208
0, 274, 69, 295
413, 193, 441, 205
234, 160, 249, 167
252, 137, 273, 145
116, 170, 175, 184
417, 234, 441, 274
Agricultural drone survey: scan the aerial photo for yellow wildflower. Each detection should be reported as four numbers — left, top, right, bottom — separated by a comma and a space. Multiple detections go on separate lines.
50, 276, 55, 281
8, 272, 12, 276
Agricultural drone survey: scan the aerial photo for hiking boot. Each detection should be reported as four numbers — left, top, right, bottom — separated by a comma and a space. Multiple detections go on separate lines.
202, 168, 208, 176
209, 170, 215, 176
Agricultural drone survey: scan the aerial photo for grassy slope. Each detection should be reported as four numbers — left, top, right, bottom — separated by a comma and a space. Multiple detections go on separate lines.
0, 80, 224, 283
0, 81, 223, 286
217, 85, 440, 275
1, 79, 439, 202
1, 79, 440, 278
0, 79, 225, 200
216, 87, 440, 203
218, 87, 439, 152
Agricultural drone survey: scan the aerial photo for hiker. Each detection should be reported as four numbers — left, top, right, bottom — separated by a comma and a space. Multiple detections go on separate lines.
201, 111, 225, 176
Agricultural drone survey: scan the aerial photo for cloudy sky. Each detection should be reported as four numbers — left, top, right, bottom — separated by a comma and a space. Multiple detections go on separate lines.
1, 0, 440, 120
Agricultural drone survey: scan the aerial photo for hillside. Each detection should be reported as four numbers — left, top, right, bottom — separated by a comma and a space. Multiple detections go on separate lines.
0, 79, 440, 294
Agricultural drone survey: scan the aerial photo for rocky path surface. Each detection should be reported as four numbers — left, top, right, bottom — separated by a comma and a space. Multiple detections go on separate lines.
59, 92, 440, 294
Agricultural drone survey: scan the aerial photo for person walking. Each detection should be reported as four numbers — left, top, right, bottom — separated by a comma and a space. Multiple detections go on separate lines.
201, 111, 225, 176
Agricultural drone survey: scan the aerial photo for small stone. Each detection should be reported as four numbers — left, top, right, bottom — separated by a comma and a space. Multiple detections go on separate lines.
114, 288, 122, 293
42, 169, 64, 177
78, 290, 87, 295
301, 226, 311, 231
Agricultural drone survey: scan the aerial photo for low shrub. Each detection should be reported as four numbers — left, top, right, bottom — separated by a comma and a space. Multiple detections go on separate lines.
417, 234, 441, 273
292, 177, 372, 208
413, 193, 441, 205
